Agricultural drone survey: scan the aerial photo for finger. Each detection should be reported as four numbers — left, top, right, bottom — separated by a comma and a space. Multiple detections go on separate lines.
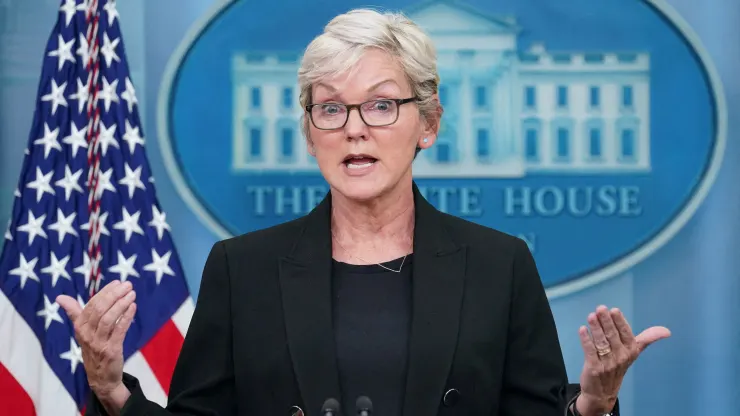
94, 290, 136, 340
610, 308, 636, 346
596, 305, 624, 349
109, 302, 137, 347
588, 312, 610, 352
635, 326, 672, 352
578, 325, 599, 364
56, 294, 83, 322
88, 281, 132, 329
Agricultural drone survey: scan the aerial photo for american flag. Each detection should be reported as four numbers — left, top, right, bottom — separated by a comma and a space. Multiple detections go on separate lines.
0, 1, 194, 414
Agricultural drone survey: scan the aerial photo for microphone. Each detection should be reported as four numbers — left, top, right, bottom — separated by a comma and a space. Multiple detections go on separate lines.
355, 396, 373, 416
321, 398, 341, 416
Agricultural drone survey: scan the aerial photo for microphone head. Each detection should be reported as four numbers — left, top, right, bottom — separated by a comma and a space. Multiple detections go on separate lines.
355, 396, 373, 414
321, 398, 341, 415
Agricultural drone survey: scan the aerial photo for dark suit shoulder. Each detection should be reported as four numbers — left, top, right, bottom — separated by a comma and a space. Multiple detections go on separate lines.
217, 214, 308, 259
437, 210, 526, 255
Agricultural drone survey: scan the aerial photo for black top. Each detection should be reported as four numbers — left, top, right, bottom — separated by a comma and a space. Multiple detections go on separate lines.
332, 254, 413, 416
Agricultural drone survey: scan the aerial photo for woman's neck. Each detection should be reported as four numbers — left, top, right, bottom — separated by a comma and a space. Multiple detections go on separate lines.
330, 181, 415, 264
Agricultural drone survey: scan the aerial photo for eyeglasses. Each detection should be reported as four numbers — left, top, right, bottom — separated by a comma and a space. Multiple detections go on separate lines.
305, 97, 418, 130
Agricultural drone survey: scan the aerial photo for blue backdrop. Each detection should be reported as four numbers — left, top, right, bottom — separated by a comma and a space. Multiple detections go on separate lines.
1, 0, 738, 414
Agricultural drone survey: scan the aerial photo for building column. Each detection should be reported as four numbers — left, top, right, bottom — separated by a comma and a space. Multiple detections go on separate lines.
232, 83, 247, 169
455, 56, 476, 163
540, 115, 551, 166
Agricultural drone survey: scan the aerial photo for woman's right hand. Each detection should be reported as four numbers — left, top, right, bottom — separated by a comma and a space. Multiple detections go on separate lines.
57, 280, 138, 413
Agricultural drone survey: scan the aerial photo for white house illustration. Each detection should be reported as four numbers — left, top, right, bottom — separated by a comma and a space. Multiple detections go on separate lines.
230, 0, 651, 177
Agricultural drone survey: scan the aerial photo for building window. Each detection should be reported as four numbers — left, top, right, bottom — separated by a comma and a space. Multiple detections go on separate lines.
556, 85, 568, 108
524, 86, 536, 109
437, 143, 451, 163
282, 87, 292, 109
622, 86, 633, 108
590, 86, 600, 108
589, 128, 602, 158
475, 86, 487, 108
556, 127, 569, 160
281, 128, 293, 158
525, 128, 538, 161
251, 87, 261, 109
249, 127, 261, 157
477, 129, 489, 158
621, 129, 636, 160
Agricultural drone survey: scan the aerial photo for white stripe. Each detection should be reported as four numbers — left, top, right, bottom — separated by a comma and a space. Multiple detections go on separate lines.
0, 291, 81, 416
171, 297, 194, 337
122, 351, 167, 407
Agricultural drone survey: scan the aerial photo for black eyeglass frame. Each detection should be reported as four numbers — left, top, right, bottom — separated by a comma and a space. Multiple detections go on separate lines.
304, 97, 419, 130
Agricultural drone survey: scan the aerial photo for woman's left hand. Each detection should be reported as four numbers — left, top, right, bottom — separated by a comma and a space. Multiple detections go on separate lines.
575, 305, 671, 416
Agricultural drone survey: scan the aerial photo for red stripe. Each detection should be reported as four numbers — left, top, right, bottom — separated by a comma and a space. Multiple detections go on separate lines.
140, 320, 185, 395
0, 362, 36, 416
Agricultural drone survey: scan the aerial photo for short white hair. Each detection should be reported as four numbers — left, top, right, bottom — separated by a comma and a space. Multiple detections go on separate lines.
298, 8, 441, 135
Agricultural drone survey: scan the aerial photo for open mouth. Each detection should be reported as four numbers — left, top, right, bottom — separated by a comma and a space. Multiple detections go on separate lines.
343, 154, 378, 169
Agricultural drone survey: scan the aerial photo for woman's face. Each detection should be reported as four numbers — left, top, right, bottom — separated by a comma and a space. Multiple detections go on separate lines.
307, 48, 438, 203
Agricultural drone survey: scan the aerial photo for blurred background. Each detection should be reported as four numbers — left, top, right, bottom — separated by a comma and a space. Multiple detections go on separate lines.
1, 0, 739, 414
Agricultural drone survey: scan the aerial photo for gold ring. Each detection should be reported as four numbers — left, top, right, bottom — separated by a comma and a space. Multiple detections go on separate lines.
596, 347, 612, 356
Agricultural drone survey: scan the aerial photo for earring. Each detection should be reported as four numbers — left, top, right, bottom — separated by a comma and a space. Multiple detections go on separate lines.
422, 138, 429, 143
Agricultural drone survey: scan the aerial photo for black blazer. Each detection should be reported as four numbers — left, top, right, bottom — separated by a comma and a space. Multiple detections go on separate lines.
90, 183, 619, 416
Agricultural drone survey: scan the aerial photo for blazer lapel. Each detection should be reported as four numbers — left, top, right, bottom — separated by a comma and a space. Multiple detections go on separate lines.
278, 193, 342, 415
403, 183, 467, 416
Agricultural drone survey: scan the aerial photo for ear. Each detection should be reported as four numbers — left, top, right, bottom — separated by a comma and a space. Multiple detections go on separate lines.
418, 95, 442, 150
417, 134, 436, 150
306, 139, 316, 157
303, 118, 317, 157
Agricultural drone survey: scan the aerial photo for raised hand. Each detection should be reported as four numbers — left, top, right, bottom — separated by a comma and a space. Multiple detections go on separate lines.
56, 280, 137, 412
575, 305, 671, 416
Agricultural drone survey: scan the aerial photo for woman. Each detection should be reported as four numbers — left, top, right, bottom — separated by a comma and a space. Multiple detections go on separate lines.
57, 8, 670, 416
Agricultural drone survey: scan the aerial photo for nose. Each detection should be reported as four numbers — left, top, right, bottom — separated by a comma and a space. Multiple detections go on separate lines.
343, 107, 368, 141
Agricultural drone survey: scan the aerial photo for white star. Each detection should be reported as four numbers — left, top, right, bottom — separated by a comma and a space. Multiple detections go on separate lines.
80, 211, 111, 238
60, 337, 84, 374
73, 252, 100, 289
122, 120, 145, 154
119, 163, 146, 199
143, 249, 175, 285
33, 123, 62, 159
26, 167, 55, 202
4, 220, 12, 241
97, 77, 119, 112
148, 205, 171, 241
113, 207, 144, 243
120, 77, 138, 113
59, 0, 79, 27
37, 295, 64, 330
69, 76, 90, 114
16, 210, 48, 244
97, 122, 119, 156
47, 34, 75, 71
9, 254, 40, 290
48, 208, 78, 244
103, 0, 119, 26
41, 79, 68, 115
100, 33, 120, 68
89, 168, 117, 199
77, 294, 87, 310
75, 33, 90, 69
75, 0, 90, 13
55, 166, 84, 201
108, 251, 139, 283
42, 252, 72, 287
14, 188, 21, 198
62, 122, 88, 157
